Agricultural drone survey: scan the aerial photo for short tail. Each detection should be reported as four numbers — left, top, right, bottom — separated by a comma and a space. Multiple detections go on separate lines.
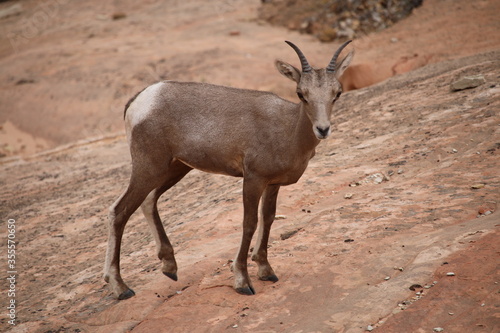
123, 87, 147, 119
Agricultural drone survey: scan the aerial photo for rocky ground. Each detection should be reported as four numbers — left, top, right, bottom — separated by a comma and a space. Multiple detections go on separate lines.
259, 0, 423, 42
0, 0, 499, 332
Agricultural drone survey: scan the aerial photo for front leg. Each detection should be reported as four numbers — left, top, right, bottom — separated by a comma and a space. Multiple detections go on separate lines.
251, 184, 280, 282
233, 176, 267, 295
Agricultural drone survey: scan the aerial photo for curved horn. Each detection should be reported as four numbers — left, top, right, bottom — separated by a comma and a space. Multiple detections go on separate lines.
285, 40, 312, 73
326, 40, 352, 73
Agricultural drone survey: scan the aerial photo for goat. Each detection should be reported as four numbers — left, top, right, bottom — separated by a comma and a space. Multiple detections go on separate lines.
104, 40, 354, 299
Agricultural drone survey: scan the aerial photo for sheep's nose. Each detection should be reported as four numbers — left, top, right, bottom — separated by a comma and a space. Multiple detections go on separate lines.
316, 126, 330, 138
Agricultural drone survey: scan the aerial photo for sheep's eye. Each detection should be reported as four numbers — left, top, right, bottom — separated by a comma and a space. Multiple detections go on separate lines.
297, 91, 307, 102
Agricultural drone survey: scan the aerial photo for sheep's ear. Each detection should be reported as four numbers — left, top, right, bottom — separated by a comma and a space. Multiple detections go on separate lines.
275, 60, 301, 83
335, 50, 354, 79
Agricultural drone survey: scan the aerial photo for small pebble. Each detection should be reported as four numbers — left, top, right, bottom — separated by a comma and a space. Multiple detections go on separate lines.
433, 328, 444, 332
366, 325, 374, 331
111, 12, 127, 20
344, 193, 353, 199
384, 276, 390, 281
446, 272, 455, 276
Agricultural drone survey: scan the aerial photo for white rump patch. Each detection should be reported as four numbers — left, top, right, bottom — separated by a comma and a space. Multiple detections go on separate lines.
126, 82, 165, 128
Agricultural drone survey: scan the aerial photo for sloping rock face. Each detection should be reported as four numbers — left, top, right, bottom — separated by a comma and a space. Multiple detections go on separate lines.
1, 50, 498, 333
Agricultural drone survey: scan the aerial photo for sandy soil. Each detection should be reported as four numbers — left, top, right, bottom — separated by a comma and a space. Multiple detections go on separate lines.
0, 0, 499, 332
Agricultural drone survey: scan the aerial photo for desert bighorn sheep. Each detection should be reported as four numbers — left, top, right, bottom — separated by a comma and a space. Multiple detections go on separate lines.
104, 40, 354, 299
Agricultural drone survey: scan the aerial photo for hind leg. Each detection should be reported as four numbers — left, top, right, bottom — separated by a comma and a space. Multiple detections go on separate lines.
104, 160, 169, 299
141, 160, 192, 282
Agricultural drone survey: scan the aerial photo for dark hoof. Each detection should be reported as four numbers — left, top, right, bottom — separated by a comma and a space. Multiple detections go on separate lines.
118, 288, 136, 300
163, 272, 178, 281
235, 286, 256, 295
259, 274, 279, 282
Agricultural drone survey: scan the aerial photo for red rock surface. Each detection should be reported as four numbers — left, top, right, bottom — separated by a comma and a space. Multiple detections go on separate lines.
0, 0, 499, 332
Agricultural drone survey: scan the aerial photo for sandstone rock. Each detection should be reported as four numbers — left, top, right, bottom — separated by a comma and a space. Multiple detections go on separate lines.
450, 75, 485, 91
